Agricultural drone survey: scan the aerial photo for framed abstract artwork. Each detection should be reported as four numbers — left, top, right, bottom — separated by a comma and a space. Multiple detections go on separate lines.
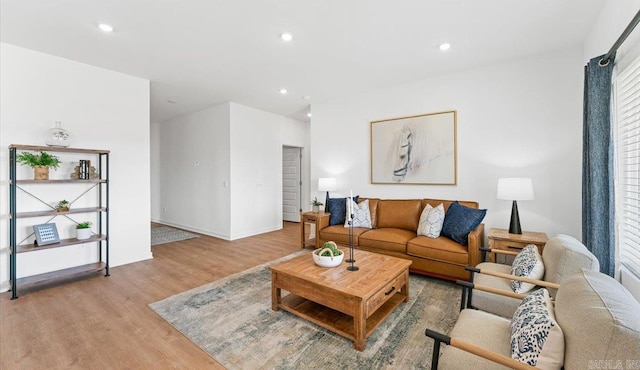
370, 110, 457, 185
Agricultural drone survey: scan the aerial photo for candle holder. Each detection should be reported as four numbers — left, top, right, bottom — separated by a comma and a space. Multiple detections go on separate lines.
346, 212, 359, 271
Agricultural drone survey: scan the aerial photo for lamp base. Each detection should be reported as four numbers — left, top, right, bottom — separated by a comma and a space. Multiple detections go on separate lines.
509, 200, 522, 234
324, 191, 330, 213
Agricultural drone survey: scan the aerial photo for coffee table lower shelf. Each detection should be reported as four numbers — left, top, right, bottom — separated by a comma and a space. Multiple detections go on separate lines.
278, 292, 406, 344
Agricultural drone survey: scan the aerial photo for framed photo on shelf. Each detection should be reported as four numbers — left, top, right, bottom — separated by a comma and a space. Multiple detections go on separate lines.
370, 110, 457, 185
33, 223, 60, 246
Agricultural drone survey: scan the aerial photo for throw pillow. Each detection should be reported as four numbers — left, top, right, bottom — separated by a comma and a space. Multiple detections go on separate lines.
344, 199, 372, 228
440, 201, 486, 246
510, 289, 565, 369
510, 244, 545, 293
327, 196, 359, 226
417, 203, 445, 238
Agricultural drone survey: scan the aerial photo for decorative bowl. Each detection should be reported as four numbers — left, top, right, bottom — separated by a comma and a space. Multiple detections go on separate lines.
312, 248, 344, 267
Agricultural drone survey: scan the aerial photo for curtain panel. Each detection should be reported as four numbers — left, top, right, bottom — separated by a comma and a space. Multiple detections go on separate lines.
582, 53, 616, 277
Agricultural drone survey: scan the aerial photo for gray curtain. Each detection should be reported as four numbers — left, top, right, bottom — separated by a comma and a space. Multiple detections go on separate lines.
582, 53, 616, 277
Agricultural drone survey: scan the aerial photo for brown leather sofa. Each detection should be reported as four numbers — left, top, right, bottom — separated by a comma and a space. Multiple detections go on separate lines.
317, 198, 484, 281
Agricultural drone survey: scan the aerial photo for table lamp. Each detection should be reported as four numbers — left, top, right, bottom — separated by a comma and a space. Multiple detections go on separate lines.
318, 178, 337, 212
497, 178, 534, 234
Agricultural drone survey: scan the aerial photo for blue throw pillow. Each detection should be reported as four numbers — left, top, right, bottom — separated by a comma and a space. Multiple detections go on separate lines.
327, 196, 359, 226
441, 201, 486, 246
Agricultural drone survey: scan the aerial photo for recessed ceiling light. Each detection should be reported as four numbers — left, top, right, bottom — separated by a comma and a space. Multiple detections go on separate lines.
303, 95, 311, 100
307, 113, 312, 117
280, 33, 293, 42
439, 43, 451, 51
280, 88, 288, 95
98, 23, 114, 33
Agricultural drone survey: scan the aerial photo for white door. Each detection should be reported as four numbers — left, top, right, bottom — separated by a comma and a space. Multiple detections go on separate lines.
283, 147, 301, 222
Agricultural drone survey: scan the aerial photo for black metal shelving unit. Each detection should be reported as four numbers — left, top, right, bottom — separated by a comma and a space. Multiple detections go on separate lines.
8, 144, 110, 299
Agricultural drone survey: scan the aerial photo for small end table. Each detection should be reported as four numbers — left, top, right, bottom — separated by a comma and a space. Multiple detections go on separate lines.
300, 211, 330, 249
486, 228, 548, 263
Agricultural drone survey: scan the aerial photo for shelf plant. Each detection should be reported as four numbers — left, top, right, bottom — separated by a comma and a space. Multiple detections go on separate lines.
76, 221, 92, 240
16, 151, 61, 180
311, 197, 324, 213
56, 199, 69, 212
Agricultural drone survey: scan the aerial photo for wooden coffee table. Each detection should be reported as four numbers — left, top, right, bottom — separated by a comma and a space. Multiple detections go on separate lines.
270, 249, 412, 351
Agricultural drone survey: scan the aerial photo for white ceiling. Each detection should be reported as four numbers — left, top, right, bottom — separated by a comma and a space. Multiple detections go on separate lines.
0, 0, 606, 123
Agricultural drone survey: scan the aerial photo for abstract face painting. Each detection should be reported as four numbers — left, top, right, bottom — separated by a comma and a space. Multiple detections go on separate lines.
371, 111, 457, 185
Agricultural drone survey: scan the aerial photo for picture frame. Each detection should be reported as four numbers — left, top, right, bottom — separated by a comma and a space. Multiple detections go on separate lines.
33, 223, 60, 246
370, 110, 457, 185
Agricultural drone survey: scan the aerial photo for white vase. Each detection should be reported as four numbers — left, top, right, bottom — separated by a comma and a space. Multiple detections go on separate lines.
76, 228, 92, 240
44, 121, 71, 147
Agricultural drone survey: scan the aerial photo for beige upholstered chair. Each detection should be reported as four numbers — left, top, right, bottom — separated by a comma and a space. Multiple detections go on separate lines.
426, 269, 640, 369
465, 234, 600, 318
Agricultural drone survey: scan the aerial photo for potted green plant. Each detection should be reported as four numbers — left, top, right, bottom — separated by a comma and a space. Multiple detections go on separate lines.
56, 199, 69, 212
311, 197, 324, 213
312, 241, 344, 267
16, 151, 61, 180
76, 221, 92, 240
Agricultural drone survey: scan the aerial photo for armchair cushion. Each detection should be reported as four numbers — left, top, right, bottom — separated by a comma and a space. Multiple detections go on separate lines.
472, 262, 525, 318
510, 245, 545, 293
555, 269, 640, 369
441, 201, 486, 246
438, 309, 513, 370
510, 289, 564, 369
541, 234, 599, 297
417, 203, 445, 238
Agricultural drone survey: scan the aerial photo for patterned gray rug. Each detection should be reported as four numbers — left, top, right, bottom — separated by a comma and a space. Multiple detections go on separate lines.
151, 226, 199, 246
149, 251, 461, 369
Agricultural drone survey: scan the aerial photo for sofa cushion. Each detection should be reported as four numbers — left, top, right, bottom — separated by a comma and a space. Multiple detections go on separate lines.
407, 236, 468, 265
319, 225, 369, 246
472, 262, 525, 318
555, 269, 640, 370
439, 309, 512, 370
327, 196, 358, 226
344, 199, 372, 228
541, 234, 599, 297
376, 199, 422, 231
441, 201, 486, 246
510, 289, 564, 369
359, 198, 379, 228
510, 245, 545, 293
417, 203, 445, 238
422, 199, 479, 213
358, 228, 416, 253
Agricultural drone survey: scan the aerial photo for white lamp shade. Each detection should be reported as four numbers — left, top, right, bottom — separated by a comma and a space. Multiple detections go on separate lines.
318, 178, 337, 192
497, 178, 534, 200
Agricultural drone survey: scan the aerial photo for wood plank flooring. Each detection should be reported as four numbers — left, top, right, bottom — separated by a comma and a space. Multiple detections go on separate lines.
0, 222, 301, 369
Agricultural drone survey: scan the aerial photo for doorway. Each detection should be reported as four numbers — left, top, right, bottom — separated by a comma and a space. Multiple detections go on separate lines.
282, 146, 302, 222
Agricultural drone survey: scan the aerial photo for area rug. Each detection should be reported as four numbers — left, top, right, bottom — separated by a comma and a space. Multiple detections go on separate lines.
151, 226, 199, 246
149, 252, 461, 369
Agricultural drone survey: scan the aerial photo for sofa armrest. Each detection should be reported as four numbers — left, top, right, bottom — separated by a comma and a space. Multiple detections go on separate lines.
467, 223, 484, 267
425, 329, 538, 370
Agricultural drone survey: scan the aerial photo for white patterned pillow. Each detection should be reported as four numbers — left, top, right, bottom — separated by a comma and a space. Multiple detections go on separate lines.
510, 289, 565, 369
417, 204, 445, 238
510, 244, 545, 293
344, 199, 372, 228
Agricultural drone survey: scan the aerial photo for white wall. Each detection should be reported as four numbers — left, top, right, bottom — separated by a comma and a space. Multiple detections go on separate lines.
311, 48, 584, 240
157, 103, 231, 239
0, 43, 152, 290
154, 102, 310, 240
150, 121, 162, 221
229, 103, 310, 239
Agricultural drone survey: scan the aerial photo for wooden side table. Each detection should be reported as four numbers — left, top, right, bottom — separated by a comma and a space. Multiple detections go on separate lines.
300, 211, 330, 249
486, 228, 548, 263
